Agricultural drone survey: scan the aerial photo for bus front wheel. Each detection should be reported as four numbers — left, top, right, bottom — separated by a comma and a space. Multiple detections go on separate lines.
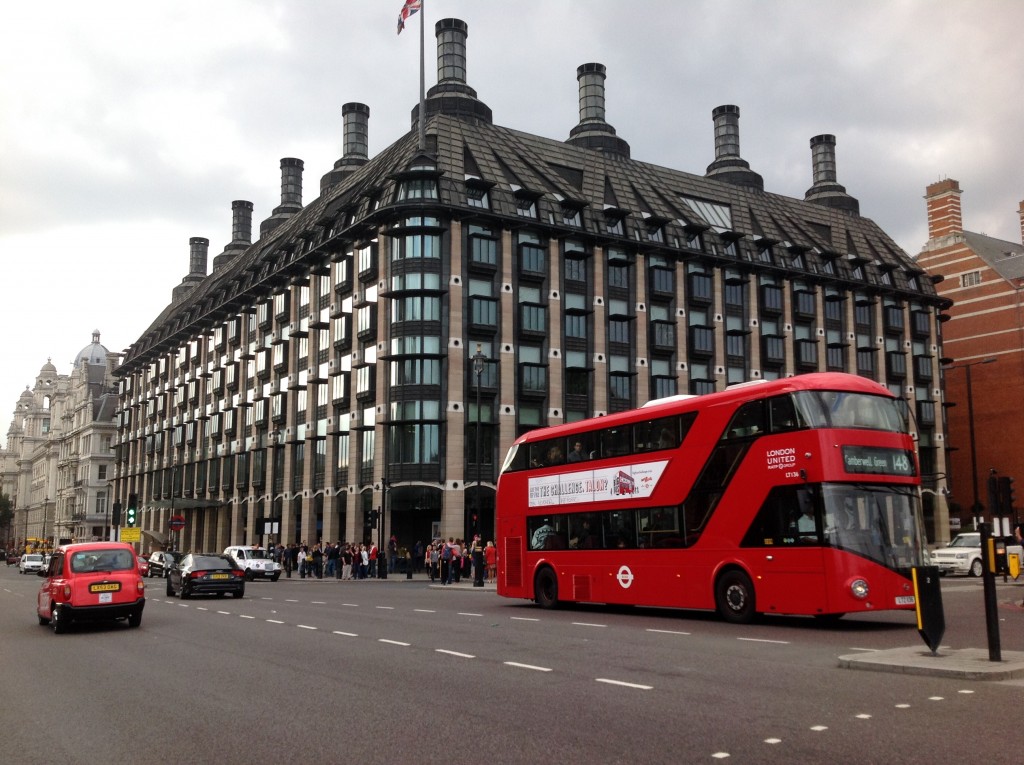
715, 569, 756, 624
534, 567, 559, 609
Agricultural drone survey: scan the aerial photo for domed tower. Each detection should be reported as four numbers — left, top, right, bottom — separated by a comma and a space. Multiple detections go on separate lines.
73, 330, 109, 369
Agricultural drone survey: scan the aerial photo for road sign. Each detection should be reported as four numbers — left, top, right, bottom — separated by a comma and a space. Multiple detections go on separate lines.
120, 527, 141, 543
169, 515, 186, 532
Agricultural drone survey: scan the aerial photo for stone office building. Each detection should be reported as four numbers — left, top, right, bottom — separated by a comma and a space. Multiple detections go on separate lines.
112, 18, 952, 554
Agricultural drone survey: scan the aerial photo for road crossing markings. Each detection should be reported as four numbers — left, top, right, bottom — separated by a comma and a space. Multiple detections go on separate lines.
595, 678, 652, 690
436, 649, 475, 659
504, 661, 552, 672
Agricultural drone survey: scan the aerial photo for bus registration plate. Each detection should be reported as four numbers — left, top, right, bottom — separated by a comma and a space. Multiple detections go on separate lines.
894, 595, 915, 606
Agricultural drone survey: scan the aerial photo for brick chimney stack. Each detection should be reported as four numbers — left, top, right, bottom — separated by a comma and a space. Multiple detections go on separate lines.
925, 179, 963, 239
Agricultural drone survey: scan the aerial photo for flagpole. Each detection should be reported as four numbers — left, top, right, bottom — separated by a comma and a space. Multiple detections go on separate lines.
418, 0, 426, 152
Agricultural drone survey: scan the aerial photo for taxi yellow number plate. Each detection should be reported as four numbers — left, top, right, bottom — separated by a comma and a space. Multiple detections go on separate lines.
89, 582, 121, 593
210, 573, 230, 580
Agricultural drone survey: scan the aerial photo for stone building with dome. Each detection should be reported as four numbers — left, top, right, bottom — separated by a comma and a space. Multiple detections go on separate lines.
1, 331, 120, 549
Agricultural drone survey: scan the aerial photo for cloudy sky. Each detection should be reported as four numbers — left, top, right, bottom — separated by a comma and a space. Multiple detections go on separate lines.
1, 0, 1022, 447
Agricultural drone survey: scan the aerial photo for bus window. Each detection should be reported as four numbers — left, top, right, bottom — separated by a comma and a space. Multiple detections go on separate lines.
767, 395, 801, 432
528, 515, 567, 550
603, 510, 636, 549
723, 401, 766, 440
638, 506, 684, 548
569, 513, 601, 549
601, 427, 631, 459
634, 414, 689, 453
566, 434, 595, 463
741, 485, 820, 547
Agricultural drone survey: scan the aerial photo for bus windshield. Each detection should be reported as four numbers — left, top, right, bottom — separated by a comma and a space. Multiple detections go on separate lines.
793, 391, 907, 433
821, 483, 926, 571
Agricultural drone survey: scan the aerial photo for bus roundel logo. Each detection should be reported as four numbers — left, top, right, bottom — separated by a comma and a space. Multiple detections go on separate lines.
616, 565, 634, 589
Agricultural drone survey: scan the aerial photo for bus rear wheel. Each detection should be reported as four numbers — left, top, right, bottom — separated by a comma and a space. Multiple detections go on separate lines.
534, 567, 559, 609
715, 569, 756, 624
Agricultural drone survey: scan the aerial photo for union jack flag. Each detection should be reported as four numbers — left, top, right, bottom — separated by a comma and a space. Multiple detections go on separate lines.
397, 0, 421, 35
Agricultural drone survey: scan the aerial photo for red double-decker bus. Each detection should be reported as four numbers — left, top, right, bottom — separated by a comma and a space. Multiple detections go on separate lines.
496, 373, 926, 623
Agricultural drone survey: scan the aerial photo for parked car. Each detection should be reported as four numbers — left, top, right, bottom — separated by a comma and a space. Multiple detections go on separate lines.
166, 553, 245, 599
223, 545, 282, 581
146, 550, 183, 578
137, 555, 150, 577
36, 542, 146, 634
19, 553, 45, 575
7, 552, 21, 566
931, 532, 1024, 577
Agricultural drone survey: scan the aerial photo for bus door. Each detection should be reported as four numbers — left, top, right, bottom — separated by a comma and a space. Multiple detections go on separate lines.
740, 485, 829, 615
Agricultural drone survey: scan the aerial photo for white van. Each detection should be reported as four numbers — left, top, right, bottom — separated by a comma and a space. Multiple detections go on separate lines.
223, 546, 281, 581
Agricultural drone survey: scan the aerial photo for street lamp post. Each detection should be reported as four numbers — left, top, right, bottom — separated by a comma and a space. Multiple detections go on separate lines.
472, 344, 487, 587
946, 357, 997, 524
42, 496, 49, 551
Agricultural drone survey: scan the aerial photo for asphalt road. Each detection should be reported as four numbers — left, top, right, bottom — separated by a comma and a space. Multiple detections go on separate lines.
2, 566, 1023, 764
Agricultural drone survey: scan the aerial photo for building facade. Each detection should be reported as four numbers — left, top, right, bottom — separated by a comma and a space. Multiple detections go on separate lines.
112, 18, 952, 555
916, 179, 1024, 528
1, 332, 119, 550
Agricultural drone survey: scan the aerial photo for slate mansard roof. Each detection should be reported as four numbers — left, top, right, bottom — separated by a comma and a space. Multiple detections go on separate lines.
119, 24, 942, 370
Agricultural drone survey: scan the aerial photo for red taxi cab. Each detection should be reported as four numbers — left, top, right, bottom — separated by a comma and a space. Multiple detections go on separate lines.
37, 542, 146, 634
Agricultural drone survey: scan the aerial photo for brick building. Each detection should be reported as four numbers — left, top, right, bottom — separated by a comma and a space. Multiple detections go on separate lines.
112, 18, 952, 554
917, 179, 1024, 528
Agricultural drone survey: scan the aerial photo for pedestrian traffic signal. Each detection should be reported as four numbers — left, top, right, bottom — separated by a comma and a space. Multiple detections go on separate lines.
112, 501, 122, 527
363, 509, 372, 527
998, 476, 1016, 515
126, 493, 138, 527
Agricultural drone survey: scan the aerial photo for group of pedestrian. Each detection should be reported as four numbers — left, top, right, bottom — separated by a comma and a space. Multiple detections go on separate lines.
272, 541, 383, 580
424, 536, 497, 584
266, 535, 498, 584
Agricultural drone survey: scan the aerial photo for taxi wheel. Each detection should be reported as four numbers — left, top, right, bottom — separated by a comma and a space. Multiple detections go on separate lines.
51, 606, 68, 635
245, 570, 255, 582
127, 610, 142, 628
166, 578, 175, 597
271, 573, 281, 582
232, 589, 244, 599
38, 613, 49, 626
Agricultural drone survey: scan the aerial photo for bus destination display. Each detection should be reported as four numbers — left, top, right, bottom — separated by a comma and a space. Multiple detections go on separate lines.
841, 446, 916, 476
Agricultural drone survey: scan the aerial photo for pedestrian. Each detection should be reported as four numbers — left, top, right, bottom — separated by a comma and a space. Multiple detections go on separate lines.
359, 545, 369, 579
485, 541, 497, 582
297, 545, 308, 578
388, 534, 398, 574
325, 541, 339, 578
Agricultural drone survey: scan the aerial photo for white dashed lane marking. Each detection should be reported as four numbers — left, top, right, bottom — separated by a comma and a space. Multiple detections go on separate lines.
436, 649, 475, 659
595, 678, 652, 690
504, 661, 552, 672
379, 639, 410, 646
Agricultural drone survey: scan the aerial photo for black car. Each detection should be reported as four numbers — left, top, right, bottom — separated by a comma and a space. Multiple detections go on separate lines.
147, 551, 183, 578
165, 554, 245, 599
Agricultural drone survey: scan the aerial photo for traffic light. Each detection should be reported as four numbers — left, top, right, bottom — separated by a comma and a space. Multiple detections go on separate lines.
112, 501, 122, 526
998, 476, 1016, 515
126, 493, 138, 527
371, 509, 379, 529
363, 509, 372, 528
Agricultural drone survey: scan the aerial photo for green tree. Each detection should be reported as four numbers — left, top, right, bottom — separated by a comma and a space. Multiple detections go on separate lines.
0, 493, 13, 545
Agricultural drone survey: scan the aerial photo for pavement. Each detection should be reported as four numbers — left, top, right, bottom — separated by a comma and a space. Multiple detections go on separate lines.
839, 646, 1024, 681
